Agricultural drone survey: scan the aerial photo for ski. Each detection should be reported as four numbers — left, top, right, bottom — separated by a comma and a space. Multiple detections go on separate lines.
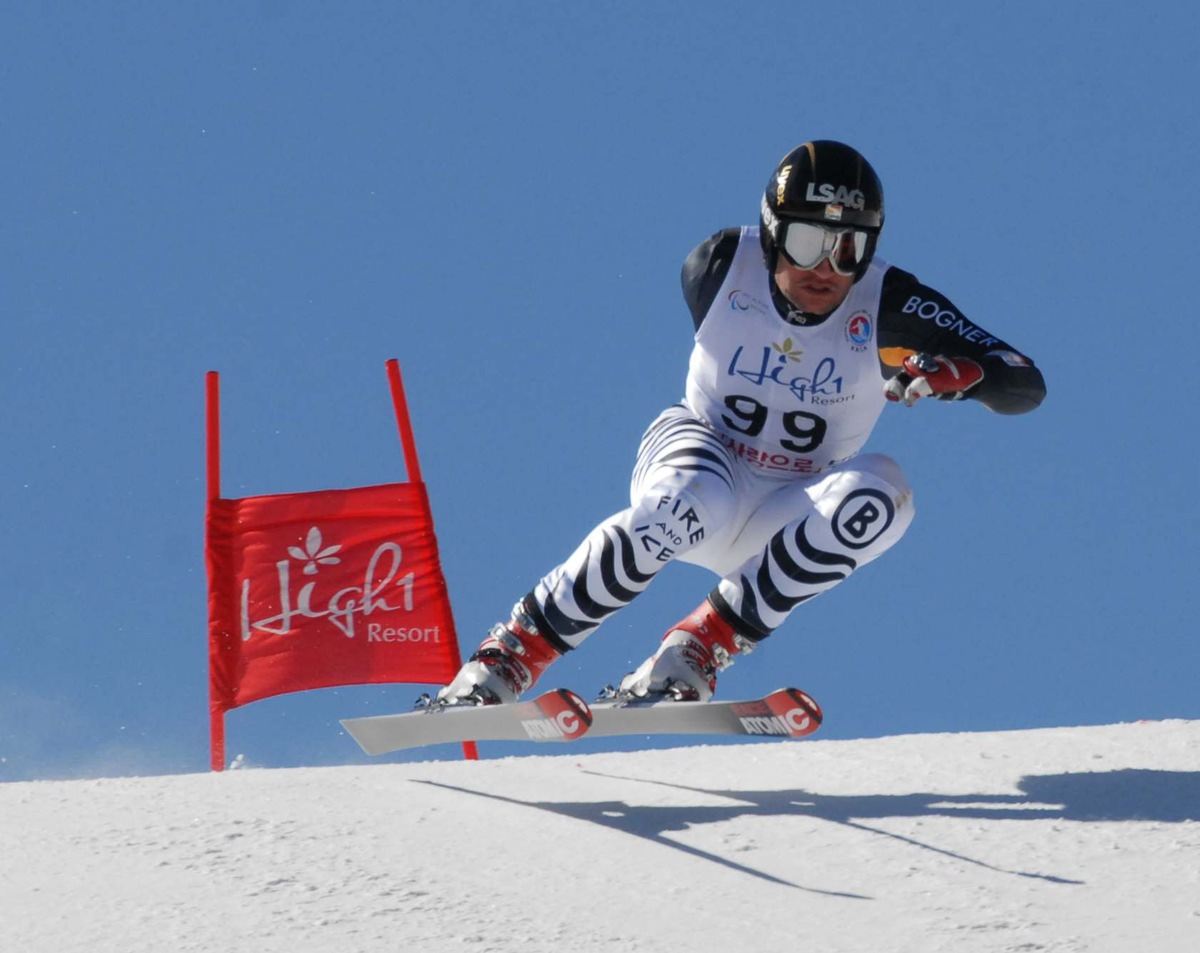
586, 687, 822, 741
341, 686, 820, 755
341, 688, 593, 756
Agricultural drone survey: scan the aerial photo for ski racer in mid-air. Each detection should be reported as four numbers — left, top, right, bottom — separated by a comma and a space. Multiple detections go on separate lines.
438, 140, 1046, 707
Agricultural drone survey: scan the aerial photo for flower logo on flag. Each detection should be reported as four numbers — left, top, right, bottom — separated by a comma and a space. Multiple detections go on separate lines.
288, 526, 342, 575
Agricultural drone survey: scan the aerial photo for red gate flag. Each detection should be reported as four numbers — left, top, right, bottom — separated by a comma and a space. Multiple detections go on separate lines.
207, 482, 459, 706
205, 361, 472, 769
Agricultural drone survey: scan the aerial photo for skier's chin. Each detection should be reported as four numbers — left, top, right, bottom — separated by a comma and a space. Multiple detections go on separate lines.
788, 286, 846, 315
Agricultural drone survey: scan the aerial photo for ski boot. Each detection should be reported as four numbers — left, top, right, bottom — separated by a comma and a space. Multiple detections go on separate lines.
617, 598, 755, 702
436, 603, 560, 706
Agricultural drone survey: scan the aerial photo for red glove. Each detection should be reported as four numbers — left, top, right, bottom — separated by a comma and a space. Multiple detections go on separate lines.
885, 353, 984, 406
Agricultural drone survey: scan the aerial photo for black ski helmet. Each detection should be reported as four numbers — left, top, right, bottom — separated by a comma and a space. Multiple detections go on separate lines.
759, 140, 885, 281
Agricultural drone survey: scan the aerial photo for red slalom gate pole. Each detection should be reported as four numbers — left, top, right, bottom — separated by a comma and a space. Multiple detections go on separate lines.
205, 371, 227, 772
385, 361, 478, 762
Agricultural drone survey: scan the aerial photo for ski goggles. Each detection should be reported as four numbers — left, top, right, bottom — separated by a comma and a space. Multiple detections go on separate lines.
778, 221, 871, 276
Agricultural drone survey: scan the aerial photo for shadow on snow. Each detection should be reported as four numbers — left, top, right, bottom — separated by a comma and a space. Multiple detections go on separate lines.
415, 768, 1200, 895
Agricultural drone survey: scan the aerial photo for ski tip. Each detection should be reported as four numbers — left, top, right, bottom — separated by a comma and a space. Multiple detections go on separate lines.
763, 687, 823, 737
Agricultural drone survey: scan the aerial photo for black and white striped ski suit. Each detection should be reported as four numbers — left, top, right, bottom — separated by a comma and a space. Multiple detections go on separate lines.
526, 402, 914, 651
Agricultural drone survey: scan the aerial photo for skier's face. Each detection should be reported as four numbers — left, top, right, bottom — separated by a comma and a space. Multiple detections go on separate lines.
773, 255, 855, 315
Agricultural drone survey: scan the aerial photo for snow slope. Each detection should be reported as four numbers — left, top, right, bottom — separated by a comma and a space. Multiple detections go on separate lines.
2, 720, 1198, 953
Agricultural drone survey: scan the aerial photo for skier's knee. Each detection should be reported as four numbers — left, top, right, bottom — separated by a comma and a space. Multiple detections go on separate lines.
810, 455, 915, 561
853, 453, 912, 500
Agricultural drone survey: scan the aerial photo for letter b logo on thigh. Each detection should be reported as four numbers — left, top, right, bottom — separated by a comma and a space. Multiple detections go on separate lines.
832, 489, 895, 550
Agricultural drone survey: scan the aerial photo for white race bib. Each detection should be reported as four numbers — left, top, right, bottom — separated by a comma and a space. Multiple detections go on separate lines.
684, 227, 889, 478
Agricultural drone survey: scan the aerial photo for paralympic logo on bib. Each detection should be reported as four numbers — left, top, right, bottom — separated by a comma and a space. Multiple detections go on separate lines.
728, 289, 768, 314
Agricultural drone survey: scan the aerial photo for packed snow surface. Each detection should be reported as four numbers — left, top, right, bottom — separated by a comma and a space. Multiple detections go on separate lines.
3, 719, 1199, 953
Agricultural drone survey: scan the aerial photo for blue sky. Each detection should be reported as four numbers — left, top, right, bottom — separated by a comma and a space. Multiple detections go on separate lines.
2, 2, 1197, 779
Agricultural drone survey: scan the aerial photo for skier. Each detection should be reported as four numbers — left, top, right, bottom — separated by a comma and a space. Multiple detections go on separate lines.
438, 140, 1046, 706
